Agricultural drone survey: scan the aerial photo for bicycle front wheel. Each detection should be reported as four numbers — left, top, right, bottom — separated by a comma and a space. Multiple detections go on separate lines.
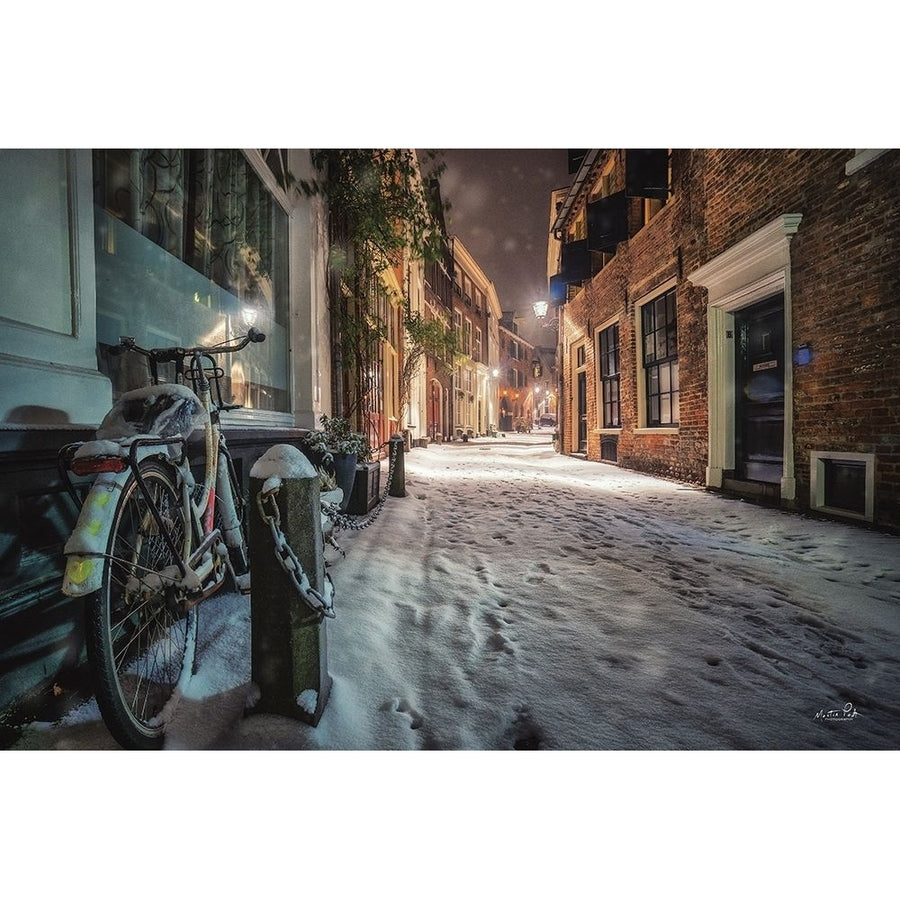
85, 460, 198, 750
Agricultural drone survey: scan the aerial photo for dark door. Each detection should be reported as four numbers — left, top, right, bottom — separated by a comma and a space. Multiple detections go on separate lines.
577, 371, 588, 452
735, 294, 785, 483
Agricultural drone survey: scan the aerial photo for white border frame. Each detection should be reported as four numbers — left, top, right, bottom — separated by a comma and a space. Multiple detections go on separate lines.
810, 451, 875, 522
633, 277, 679, 434
593, 313, 622, 438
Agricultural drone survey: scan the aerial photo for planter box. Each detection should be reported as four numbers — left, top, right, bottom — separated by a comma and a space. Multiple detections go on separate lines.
348, 460, 380, 515
299, 445, 357, 512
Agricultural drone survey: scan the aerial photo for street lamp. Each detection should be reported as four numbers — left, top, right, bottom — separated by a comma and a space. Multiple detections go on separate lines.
532, 299, 558, 330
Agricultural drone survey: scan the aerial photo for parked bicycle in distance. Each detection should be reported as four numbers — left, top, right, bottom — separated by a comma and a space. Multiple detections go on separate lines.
59, 328, 265, 749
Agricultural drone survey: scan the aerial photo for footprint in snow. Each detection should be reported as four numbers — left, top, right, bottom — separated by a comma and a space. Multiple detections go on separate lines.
507, 705, 544, 750
380, 697, 424, 730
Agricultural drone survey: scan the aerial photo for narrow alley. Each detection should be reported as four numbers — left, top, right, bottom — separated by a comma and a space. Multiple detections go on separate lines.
12, 431, 900, 751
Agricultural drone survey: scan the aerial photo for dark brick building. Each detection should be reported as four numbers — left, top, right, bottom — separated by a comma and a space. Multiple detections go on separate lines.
550, 149, 899, 531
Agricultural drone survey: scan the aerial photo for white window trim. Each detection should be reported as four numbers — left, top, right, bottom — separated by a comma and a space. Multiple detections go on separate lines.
845, 150, 889, 176
594, 314, 621, 431
634, 277, 679, 430
810, 451, 875, 523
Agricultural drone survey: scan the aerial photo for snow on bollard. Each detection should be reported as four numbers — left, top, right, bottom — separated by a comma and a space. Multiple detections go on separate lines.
247, 444, 332, 726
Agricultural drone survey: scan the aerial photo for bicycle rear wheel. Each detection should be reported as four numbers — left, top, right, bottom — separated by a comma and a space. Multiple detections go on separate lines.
84, 460, 198, 750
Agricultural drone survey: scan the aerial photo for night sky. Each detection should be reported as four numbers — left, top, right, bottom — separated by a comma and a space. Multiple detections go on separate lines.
424, 149, 572, 348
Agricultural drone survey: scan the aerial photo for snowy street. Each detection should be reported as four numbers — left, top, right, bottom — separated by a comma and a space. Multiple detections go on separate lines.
13, 430, 900, 751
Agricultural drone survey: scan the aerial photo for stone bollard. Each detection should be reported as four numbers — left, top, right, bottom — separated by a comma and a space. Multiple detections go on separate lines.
388, 433, 407, 498
248, 444, 332, 726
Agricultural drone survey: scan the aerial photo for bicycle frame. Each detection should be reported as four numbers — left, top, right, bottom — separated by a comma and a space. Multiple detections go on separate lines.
60, 329, 263, 602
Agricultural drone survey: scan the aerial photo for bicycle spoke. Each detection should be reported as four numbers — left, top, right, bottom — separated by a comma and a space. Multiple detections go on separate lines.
87, 461, 197, 748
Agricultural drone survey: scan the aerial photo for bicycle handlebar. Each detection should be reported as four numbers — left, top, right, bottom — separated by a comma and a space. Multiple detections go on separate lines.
113, 327, 266, 360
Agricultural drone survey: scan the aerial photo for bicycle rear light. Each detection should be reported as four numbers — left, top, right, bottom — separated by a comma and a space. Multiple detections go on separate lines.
71, 456, 128, 476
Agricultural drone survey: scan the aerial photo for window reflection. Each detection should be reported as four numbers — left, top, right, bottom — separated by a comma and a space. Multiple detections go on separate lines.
92, 150, 289, 412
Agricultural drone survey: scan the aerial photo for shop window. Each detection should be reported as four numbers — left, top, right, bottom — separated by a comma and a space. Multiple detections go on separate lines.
641, 288, 679, 426
92, 149, 290, 413
598, 322, 620, 428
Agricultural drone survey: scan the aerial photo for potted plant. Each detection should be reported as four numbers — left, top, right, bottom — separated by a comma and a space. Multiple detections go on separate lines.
302, 415, 369, 512
349, 444, 381, 516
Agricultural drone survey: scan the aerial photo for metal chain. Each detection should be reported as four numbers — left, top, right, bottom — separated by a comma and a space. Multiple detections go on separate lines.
322, 442, 398, 532
256, 486, 335, 620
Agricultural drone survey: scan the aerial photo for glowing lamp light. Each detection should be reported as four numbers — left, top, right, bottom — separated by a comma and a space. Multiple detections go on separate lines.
241, 304, 259, 328
794, 343, 812, 366
532, 300, 549, 320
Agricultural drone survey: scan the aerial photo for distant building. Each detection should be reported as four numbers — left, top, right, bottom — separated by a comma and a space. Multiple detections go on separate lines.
498, 313, 537, 432
451, 237, 500, 438
548, 149, 900, 531
422, 203, 455, 442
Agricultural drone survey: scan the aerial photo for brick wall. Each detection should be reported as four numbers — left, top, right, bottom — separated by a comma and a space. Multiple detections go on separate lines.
560, 149, 709, 484
558, 149, 900, 530
702, 149, 900, 528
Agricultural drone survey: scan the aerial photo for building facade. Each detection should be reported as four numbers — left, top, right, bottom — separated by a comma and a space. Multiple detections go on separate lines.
451, 237, 496, 438
549, 149, 900, 531
498, 314, 537, 431
422, 239, 455, 442
0, 149, 332, 716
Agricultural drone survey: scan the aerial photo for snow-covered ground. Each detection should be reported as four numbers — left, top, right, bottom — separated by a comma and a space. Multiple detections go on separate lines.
18, 431, 900, 752
9, 432, 898, 893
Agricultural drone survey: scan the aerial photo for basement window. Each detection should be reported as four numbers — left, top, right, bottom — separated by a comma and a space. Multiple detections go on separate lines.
810, 451, 875, 522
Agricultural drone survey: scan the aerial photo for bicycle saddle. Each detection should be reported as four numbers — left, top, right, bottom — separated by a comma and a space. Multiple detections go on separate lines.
97, 384, 209, 440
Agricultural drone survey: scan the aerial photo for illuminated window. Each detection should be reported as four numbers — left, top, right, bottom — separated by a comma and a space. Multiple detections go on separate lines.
641, 288, 679, 426
598, 322, 620, 428
92, 149, 290, 413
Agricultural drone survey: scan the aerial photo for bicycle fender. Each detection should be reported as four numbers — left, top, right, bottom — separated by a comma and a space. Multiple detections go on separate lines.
62, 470, 130, 597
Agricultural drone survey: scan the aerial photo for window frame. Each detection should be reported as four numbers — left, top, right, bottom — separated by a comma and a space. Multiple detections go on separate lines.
92, 148, 293, 422
597, 319, 621, 429
637, 285, 679, 429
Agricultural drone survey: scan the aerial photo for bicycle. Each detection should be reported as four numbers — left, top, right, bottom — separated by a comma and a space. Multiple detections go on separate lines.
58, 327, 265, 750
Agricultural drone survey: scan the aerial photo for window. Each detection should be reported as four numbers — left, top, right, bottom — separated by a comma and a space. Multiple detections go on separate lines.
642, 288, 679, 426
92, 149, 290, 413
474, 327, 482, 363
464, 319, 472, 356
598, 323, 620, 427
627, 149, 672, 229
810, 451, 875, 522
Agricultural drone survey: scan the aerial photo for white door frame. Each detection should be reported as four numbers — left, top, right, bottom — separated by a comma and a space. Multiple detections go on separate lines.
687, 214, 803, 499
